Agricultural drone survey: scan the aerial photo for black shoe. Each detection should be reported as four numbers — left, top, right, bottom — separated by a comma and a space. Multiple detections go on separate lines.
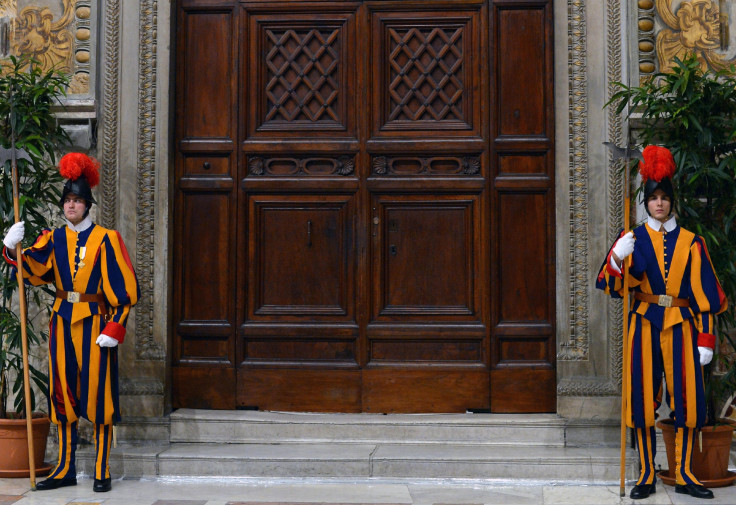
93, 477, 111, 493
630, 483, 656, 499
675, 483, 714, 499
35, 476, 77, 491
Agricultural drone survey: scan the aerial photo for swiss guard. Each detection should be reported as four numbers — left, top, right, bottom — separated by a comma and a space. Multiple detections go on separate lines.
596, 145, 728, 500
2, 153, 139, 493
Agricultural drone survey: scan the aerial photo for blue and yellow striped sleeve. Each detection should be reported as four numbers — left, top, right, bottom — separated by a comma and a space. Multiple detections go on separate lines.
689, 236, 727, 348
2, 229, 56, 286
99, 231, 139, 343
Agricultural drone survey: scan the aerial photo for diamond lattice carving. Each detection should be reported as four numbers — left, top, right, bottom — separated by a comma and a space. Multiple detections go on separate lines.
387, 26, 464, 122
264, 28, 341, 124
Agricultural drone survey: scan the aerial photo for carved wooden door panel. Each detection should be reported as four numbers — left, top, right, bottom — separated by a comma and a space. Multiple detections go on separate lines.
362, 5, 489, 412
172, 0, 555, 413
173, 4, 239, 409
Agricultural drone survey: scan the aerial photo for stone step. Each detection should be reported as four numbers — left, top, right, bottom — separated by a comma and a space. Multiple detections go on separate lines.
76, 442, 638, 483
170, 408, 604, 447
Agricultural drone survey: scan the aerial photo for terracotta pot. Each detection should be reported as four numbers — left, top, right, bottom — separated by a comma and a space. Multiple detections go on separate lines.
0, 414, 53, 478
656, 419, 736, 487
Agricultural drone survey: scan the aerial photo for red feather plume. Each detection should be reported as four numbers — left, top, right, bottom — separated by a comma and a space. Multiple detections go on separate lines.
639, 145, 675, 182
58, 152, 100, 188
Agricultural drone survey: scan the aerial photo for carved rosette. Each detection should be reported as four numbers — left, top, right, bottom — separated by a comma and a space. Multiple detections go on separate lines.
336, 155, 354, 175
249, 157, 265, 175
373, 156, 388, 175
463, 156, 480, 175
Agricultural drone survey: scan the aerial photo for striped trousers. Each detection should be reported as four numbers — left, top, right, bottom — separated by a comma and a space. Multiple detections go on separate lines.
47, 422, 113, 481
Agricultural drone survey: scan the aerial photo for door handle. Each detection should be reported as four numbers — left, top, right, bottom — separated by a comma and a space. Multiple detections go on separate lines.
307, 220, 312, 247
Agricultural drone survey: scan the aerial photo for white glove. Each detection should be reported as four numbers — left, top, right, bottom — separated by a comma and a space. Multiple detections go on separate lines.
96, 334, 119, 348
612, 231, 635, 261
3, 221, 25, 250
698, 347, 713, 366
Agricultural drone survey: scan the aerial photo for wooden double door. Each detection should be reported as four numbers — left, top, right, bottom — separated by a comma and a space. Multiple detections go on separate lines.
172, 0, 556, 413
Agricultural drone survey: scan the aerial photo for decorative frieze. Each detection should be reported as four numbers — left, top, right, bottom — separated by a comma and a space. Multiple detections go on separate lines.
248, 155, 355, 176
119, 378, 164, 396
371, 155, 480, 176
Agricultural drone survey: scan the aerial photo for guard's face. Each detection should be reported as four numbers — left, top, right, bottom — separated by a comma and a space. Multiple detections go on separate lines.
63, 194, 86, 225
646, 188, 671, 222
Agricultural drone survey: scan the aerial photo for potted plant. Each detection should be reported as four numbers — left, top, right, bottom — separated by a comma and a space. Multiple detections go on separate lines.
607, 54, 736, 487
0, 55, 69, 477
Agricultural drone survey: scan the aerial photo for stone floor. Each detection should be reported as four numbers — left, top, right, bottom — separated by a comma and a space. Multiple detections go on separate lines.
2, 477, 736, 505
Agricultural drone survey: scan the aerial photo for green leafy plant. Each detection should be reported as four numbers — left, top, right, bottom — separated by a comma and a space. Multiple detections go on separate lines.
607, 54, 736, 424
0, 55, 70, 418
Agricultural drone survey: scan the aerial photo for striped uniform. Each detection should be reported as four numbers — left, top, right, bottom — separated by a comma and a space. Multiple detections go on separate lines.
3, 223, 139, 481
597, 221, 727, 486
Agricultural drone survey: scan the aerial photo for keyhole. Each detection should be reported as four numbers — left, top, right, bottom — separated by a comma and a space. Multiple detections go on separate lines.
389, 245, 397, 256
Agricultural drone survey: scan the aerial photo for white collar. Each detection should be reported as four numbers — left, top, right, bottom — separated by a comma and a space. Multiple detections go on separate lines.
647, 214, 677, 233
65, 216, 93, 233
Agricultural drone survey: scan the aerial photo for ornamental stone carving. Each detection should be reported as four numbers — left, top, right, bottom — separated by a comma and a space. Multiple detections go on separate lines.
639, 0, 736, 76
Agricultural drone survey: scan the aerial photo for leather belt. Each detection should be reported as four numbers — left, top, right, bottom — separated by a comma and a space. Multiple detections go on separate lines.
634, 292, 689, 308
56, 289, 105, 306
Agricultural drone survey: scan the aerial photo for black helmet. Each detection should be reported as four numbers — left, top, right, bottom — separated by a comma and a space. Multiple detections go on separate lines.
59, 176, 96, 215
643, 176, 674, 203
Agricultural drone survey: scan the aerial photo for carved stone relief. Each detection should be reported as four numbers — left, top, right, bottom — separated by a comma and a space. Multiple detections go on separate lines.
638, 0, 736, 79
1, 0, 93, 96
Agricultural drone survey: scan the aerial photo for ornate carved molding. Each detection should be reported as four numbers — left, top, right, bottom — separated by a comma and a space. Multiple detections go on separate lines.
100, 0, 120, 230
557, 0, 589, 364
638, 0, 657, 79
558, 378, 618, 397
135, 0, 163, 361
248, 155, 355, 176
370, 155, 481, 176
119, 378, 164, 396
605, 0, 625, 394
69, 1, 92, 94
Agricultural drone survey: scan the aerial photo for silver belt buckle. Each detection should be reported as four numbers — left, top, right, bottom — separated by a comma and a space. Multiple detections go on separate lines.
67, 291, 80, 303
658, 294, 673, 308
